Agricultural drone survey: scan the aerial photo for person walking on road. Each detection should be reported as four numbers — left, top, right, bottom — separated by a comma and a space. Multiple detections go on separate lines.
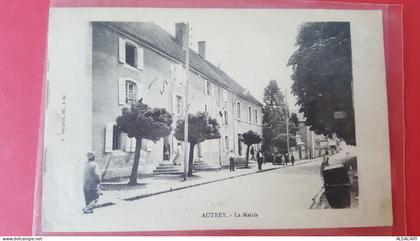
229, 150, 236, 172
291, 154, 295, 166
82, 151, 101, 214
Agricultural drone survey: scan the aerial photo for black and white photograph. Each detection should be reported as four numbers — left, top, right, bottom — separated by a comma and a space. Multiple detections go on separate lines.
40, 8, 392, 232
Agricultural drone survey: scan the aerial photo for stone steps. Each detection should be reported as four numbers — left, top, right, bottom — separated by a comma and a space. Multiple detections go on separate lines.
193, 160, 221, 171
233, 158, 257, 169
153, 161, 184, 175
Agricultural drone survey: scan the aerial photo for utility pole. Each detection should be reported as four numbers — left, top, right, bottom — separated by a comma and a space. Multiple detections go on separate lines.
183, 23, 190, 181
285, 88, 290, 154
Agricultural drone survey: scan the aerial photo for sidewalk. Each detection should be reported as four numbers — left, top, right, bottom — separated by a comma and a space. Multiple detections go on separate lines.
95, 158, 320, 209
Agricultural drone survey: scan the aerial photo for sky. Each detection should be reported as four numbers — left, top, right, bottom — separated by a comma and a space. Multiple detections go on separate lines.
151, 10, 304, 114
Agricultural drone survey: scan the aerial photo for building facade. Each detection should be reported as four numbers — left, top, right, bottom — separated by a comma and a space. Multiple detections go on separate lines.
296, 119, 341, 159
91, 22, 263, 179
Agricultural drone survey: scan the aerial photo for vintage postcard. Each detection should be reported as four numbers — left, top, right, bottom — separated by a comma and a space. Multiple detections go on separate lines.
41, 7, 392, 232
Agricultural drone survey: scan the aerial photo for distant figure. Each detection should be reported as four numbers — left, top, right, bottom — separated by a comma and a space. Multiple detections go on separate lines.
284, 153, 290, 166
229, 150, 236, 171
82, 151, 101, 214
172, 142, 183, 166
291, 154, 295, 166
250, 146, 255, 160
163, 143, 170, 161
275, 152, 282, 165
279, 153, 284, 165
321, 150, 330, 176
257, 150, 264, 170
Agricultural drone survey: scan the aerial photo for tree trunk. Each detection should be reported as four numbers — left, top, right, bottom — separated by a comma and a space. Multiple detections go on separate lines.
128, 137, 142, 185
245, 144, 250, 168
187, 143, 195, 177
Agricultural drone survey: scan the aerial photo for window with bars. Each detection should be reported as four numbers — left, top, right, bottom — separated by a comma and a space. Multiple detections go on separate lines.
125, 80, 137, 104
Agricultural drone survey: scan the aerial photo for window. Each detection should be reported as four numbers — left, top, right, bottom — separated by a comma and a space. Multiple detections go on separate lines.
125, 43, 137, 68
224, 110, 229, 125
236, 101, 241, 119
248, 106, 252, 122
171, 64, 184, 85
224, 136, 229, 150
112, 125, 122, 150
125, 80, 137, 104
254, 109, 258, 124
119, 78, 142, 105
119, 37, 144, 70
206, 81, 212, 96
176, 95, 183, 115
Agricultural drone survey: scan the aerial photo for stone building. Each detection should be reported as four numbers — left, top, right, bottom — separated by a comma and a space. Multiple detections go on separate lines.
91, 22, 263, 178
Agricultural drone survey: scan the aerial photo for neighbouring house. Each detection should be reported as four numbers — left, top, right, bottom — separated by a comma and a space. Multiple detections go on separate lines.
91, 22, 263, 179
295, 114, 341, 159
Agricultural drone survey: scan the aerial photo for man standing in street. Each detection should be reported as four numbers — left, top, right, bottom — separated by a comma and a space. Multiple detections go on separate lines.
250, 146, 255, 161
229, 150, 236, 172
257, 150, 264, 170
82, 151, 101, 214
291, 153, 295, 166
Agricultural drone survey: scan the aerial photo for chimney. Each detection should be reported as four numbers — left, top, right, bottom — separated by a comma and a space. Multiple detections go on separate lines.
198, 41, 206, 59
175, 23, 188, 48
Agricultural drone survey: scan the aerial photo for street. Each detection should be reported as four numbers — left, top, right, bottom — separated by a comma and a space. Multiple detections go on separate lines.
51, 159, 325, 232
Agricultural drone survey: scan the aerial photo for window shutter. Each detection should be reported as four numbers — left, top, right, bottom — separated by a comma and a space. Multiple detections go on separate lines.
211, 83, 215, 97
175, 64, 184, 85
123, 134, 129, 152
204, 80, 208, 96
118, 37, 126, 64
170, 64, 175, 81
137, 47, 144, 70
105, 123, 114, 152
118, 79, 126, 105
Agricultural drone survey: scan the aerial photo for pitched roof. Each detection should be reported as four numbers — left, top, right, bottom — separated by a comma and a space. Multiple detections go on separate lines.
97, 22, 262, 106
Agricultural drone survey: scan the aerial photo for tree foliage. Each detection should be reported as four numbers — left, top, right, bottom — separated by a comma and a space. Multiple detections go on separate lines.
116, 99, 173, 185
262, 80, 288, 153
287, 22, 356, 145
289, 112, 300, 136
241, 130, 262, 167
272, 134, 297, 153
174, 112, 221, 176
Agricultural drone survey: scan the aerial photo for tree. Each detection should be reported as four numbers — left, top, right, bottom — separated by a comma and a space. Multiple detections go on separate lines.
174, 112, 221, 177
116, 99, 173, 185
272, 134, 297, 153
241, 130, 262, 168
287, 22, 356, 145
289, 112, 300, 136
262, 80, 288, 155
